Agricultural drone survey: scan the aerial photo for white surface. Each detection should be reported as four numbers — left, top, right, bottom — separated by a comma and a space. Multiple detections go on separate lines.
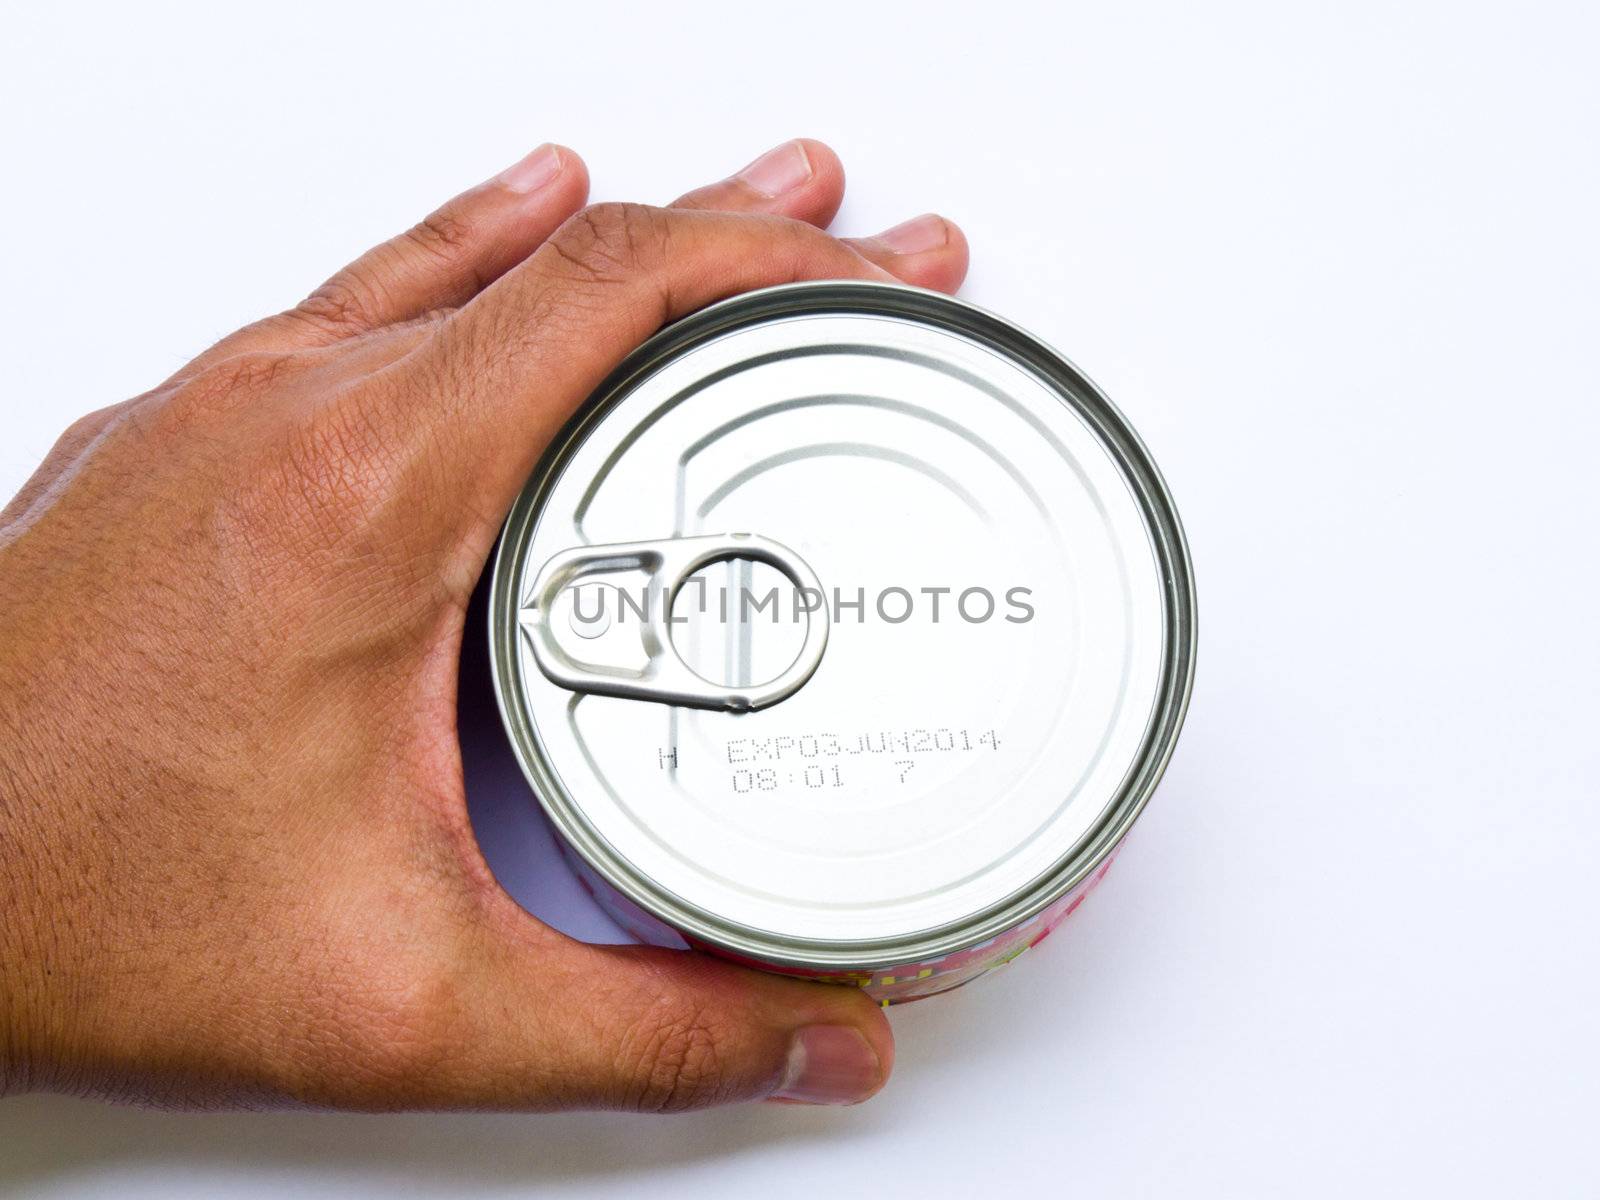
2, 1, 1597, 1196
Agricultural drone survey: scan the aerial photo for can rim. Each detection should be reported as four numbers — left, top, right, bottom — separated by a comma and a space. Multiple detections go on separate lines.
488, 280, 1197, 971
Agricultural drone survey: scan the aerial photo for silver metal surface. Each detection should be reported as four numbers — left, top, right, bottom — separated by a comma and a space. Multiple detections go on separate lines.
520, 532, 829, 712
489, 281, 1196, 970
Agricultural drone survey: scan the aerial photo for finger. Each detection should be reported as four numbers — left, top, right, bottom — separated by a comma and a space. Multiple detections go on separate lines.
292, 144, 590, 336
672, 138, 845, 228
171, 144, 590, 379
671, 140, 967, 293
438, 929, 893, 1112
844, 213, 970, 294
406, 204, 901, 559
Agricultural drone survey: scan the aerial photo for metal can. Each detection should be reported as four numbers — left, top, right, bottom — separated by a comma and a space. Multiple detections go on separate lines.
489, 281, 1196, 1004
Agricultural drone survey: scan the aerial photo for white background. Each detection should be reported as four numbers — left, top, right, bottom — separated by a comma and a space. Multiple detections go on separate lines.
3, 1, 1597, 1196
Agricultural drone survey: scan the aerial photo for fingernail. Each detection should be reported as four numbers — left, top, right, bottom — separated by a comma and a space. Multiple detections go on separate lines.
735, 140, 813, 197
870, 213, 949, 254
772, 1025, 883, 1105
496, 144, 563, 194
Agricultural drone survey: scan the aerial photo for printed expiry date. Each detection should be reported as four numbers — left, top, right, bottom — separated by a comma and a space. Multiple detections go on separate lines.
726, 728, 1001, 763
719, 727, 1001, 794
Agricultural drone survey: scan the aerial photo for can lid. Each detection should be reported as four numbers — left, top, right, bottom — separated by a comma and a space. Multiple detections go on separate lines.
490, 282, 1195, 967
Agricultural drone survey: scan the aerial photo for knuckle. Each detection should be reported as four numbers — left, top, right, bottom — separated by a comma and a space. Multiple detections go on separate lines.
546, 201, 665, 285
294, 273, 388, 337
141, 352, 295, 439
53, 399, 132, 453
292, 211, 477, 340
619, 1003, 729, 1113
404, 209, 475, 266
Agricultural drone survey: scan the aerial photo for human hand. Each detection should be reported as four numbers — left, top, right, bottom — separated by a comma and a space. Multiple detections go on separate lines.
0, 139, 968, 1111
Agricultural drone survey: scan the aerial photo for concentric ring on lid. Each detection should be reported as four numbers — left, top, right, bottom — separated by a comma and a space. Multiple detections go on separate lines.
490, 281, 1195, 967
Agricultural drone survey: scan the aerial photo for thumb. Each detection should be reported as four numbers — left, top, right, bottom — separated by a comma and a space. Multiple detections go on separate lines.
448, 927, 894, 1112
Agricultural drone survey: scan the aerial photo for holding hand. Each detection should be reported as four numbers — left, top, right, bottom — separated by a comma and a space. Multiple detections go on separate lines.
0, 140, 967, 1112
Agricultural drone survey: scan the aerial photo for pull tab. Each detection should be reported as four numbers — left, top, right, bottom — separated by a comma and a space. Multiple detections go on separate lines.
519, 533, 828, 712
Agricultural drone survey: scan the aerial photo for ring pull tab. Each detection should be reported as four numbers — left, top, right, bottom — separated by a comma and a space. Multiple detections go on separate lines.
519, 533, 829, 712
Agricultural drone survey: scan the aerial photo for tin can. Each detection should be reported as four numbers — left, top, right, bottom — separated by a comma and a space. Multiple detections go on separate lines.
489, 281, 1195, 1004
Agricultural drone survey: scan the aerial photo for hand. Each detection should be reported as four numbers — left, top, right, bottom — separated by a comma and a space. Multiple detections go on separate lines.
0, 139, 968, 1112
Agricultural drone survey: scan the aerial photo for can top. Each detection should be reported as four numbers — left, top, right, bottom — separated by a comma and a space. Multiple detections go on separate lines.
490, 281, 1195, 969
